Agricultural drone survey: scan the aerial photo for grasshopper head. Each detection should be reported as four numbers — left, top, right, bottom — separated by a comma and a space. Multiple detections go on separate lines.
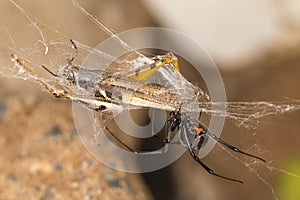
57, 63, 80, 88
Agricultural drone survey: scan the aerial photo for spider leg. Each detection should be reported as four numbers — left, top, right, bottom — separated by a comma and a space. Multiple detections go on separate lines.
188, 148, 243, 184
104, 125, 137, 153
202, 125, 266, 162
182, 117, 243, 184
104, 123, 171, 155
97, 118, 167, 155
153, 134, 170, 144
188, 117, 266, 163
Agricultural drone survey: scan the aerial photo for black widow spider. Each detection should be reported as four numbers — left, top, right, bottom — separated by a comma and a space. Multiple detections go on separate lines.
167, 108, 266, 184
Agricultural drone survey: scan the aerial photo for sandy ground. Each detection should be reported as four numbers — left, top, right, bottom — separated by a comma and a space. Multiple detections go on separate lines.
0, 83, 153, 200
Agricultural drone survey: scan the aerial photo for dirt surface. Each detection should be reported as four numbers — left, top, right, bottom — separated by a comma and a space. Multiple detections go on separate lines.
0, 89, 153, 200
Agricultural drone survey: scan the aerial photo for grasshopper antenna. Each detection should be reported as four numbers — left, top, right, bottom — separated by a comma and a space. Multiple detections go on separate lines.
68, 39, 78, 64
40, 39, 78, 78
41, 65, 58, 77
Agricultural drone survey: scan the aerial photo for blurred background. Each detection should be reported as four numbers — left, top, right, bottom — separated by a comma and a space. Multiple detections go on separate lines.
0, 0, 300, 199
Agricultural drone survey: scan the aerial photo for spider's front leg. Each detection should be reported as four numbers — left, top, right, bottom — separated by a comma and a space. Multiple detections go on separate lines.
181, 116, 244, 184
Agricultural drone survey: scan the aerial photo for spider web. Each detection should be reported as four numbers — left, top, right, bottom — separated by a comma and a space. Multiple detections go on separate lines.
1, 1, 300, 199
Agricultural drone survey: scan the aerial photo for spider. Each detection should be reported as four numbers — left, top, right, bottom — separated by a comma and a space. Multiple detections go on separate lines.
167, 108, 266, 184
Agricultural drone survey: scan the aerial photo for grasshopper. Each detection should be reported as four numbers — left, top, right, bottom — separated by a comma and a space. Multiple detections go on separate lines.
11, 40, 265, 184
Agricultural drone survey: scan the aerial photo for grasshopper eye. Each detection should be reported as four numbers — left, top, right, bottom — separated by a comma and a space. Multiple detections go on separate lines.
66, 70, 77, 85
